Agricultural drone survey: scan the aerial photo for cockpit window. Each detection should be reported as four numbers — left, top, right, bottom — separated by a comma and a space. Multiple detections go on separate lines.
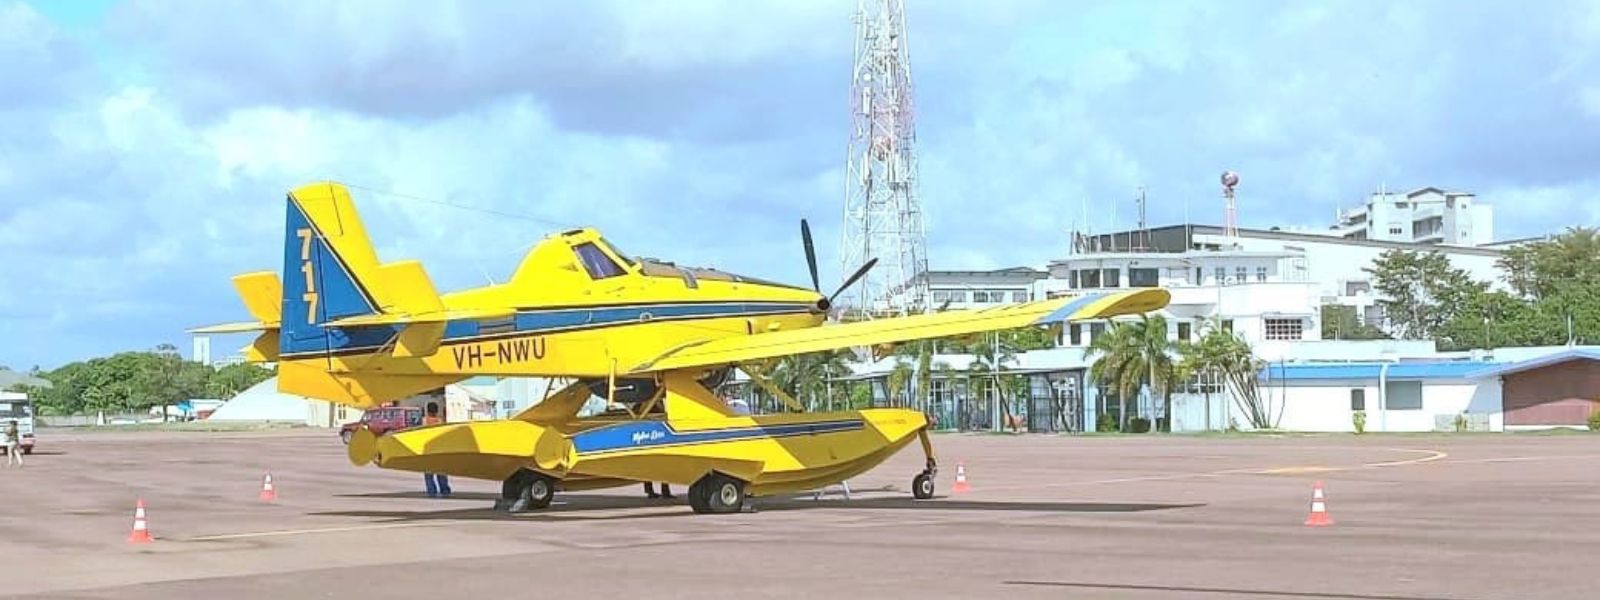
574, 242, 626, 279
598, 237, 637, 267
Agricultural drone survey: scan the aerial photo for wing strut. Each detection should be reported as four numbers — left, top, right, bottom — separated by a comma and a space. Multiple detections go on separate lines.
739, 363, 805, 413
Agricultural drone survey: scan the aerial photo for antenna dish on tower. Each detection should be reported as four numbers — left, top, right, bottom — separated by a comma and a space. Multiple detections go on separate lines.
1221, 170, 1240, 239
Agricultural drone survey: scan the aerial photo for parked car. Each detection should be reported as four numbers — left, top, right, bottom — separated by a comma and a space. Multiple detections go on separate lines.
340, 406, 423, 444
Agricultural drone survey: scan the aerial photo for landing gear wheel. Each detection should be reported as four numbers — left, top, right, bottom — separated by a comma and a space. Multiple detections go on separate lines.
690, 473, 745, 514
912, 471, 935, 500
688, 478, 711, 513
499, 469, 556, 512
525, 474, 555, 509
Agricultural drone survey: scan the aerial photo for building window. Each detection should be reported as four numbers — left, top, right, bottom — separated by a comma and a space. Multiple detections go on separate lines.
1234, 266, 1247, 283
1256, 266, 1267, 282
932, 291, 950, 303
1384, 381, 1422, 410
1222, 319, 1234, 332
1350, 389, 1365, 411
1264, 318, 1304, 340
1089, 322, 1105, 342
1214, 267, 1226, 285
1068, 270, 1079, 289
1079, 269, 1101, 288
1102, 268, 1121, 288
1195, 267, 1203, 285
1070, 323, 1082, 346
1012, 291, 1029, 303
948, 291, 967, 303
1388, 226, 1404, 235
1177, 321, 1192, 342
1129, 268, 1160, 288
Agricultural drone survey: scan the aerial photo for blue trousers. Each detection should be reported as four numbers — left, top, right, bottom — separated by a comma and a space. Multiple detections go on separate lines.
424, 473, 452, 497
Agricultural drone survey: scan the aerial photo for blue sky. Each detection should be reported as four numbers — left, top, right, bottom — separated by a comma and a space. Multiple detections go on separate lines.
1, 0, 1597, 370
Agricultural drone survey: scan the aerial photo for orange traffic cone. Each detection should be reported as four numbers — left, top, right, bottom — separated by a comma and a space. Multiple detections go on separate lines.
127, 498, 152, 543
1304, 480, 1334, 527
952, 462, 971, 494
259, 473, 277, 502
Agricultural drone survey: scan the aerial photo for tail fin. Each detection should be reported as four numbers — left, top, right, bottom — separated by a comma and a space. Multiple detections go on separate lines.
279, 182, 386, 356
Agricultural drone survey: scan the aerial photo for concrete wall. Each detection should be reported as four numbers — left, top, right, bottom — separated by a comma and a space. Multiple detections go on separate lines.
1259, 378, 1501, 432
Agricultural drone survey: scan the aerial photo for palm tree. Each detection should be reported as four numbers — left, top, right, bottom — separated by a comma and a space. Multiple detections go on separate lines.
771, 349, 854, 411
1083, 315, 1176, 432
1178, 318, 1273, 429
969, 331, 1024, 432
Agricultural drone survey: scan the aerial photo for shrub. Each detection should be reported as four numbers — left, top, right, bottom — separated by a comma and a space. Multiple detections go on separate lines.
1352, 410, 1366, 434
1129, 417, 1152, 433
1454, 413, 1468, 433
1589, 410, 1600, 432
1096, 413, 1118, 432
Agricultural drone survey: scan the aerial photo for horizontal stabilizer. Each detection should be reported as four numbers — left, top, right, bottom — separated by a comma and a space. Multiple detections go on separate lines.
189, 321, 274, 334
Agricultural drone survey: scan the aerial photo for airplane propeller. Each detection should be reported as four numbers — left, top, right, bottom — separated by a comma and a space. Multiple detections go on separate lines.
800, 218, 876, 314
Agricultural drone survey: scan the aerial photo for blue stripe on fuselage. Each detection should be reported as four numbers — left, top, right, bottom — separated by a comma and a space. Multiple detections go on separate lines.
572, 419, 866, 455
279, 301, 814, 357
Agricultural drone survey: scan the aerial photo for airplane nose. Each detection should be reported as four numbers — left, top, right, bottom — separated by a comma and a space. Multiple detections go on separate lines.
814, 295, 831, 313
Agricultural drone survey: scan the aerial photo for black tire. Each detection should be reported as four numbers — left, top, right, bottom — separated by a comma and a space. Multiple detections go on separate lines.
501, 469, 555, 512
688, 478, 711, 513
340, 430, 353, 445
912, 472, 935, 500
526, 474, 555, 509
698, 473, 745, 514
22, 447, 33, 456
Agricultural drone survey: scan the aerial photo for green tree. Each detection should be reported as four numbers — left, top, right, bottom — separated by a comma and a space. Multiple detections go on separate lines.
1083, 315, 1176, 432
1498, 227, 1600, 300
1179, 319, 1276, 429
1319, 304, 1387, 340
1366, 249, 1486, 340
770, 349, 854, 410
207, 363, 276, 399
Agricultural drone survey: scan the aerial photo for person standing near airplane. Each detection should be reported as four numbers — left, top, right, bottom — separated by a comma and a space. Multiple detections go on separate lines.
421, 402, 451, 497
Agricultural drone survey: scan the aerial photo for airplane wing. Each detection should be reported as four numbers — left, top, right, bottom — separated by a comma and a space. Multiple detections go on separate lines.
629, 288, 1169, 373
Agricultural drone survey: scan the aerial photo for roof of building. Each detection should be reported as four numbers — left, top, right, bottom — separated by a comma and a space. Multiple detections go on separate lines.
1464, 348, 1600, 379
1263, 360, 1498, 381
1077, 224, 1507, 256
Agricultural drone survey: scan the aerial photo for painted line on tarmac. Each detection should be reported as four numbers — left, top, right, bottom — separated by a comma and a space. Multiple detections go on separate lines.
182, 522, 446, 541
1438, 453, 1600, 465
979, 448, 1448, 492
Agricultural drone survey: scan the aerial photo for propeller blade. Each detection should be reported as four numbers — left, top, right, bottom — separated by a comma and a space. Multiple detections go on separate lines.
828, 258, 878, 304
801, 219, 820, 293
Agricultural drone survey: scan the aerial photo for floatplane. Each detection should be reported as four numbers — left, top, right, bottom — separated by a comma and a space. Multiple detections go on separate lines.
195, 182, 1169, 514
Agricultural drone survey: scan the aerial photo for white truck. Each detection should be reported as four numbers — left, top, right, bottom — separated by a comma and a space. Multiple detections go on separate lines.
0, 391, 35, 454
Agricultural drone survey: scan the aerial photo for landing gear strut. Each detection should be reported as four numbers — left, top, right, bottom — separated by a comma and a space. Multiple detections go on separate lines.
912, 428, 938, 500
496, 469, 556, 512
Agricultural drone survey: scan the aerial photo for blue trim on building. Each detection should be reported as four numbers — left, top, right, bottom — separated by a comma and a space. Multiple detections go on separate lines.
1465, 349, 1600, 379
571, 419, 865, 455
1263, 361, 1499, 381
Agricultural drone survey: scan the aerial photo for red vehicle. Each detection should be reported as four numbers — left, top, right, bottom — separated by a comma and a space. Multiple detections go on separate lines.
340, 406, 423, 444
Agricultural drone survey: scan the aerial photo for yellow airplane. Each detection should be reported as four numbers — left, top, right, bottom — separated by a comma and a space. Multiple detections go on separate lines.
196, 182, 1169, 514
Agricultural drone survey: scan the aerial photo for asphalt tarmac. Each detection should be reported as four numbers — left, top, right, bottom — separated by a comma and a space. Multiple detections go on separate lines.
3, 428, 1597, 599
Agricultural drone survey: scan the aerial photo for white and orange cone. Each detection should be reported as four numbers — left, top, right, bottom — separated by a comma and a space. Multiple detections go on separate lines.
952, 462, 971, 494
1304, 480, 1334, 527
259, 473, 277, 502
127, 498, 152, 543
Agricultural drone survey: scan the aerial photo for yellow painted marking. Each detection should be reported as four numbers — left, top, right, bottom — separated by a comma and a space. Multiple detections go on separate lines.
1363, 448, 1448, 468
184, 522, 444, 541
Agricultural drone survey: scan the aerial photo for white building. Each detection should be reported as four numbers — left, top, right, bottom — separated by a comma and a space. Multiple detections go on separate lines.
926, 268, 1046, 310
1040, 249, 1322, 348
1072, 224, 1508, 332
1329, 187, 1493, 246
